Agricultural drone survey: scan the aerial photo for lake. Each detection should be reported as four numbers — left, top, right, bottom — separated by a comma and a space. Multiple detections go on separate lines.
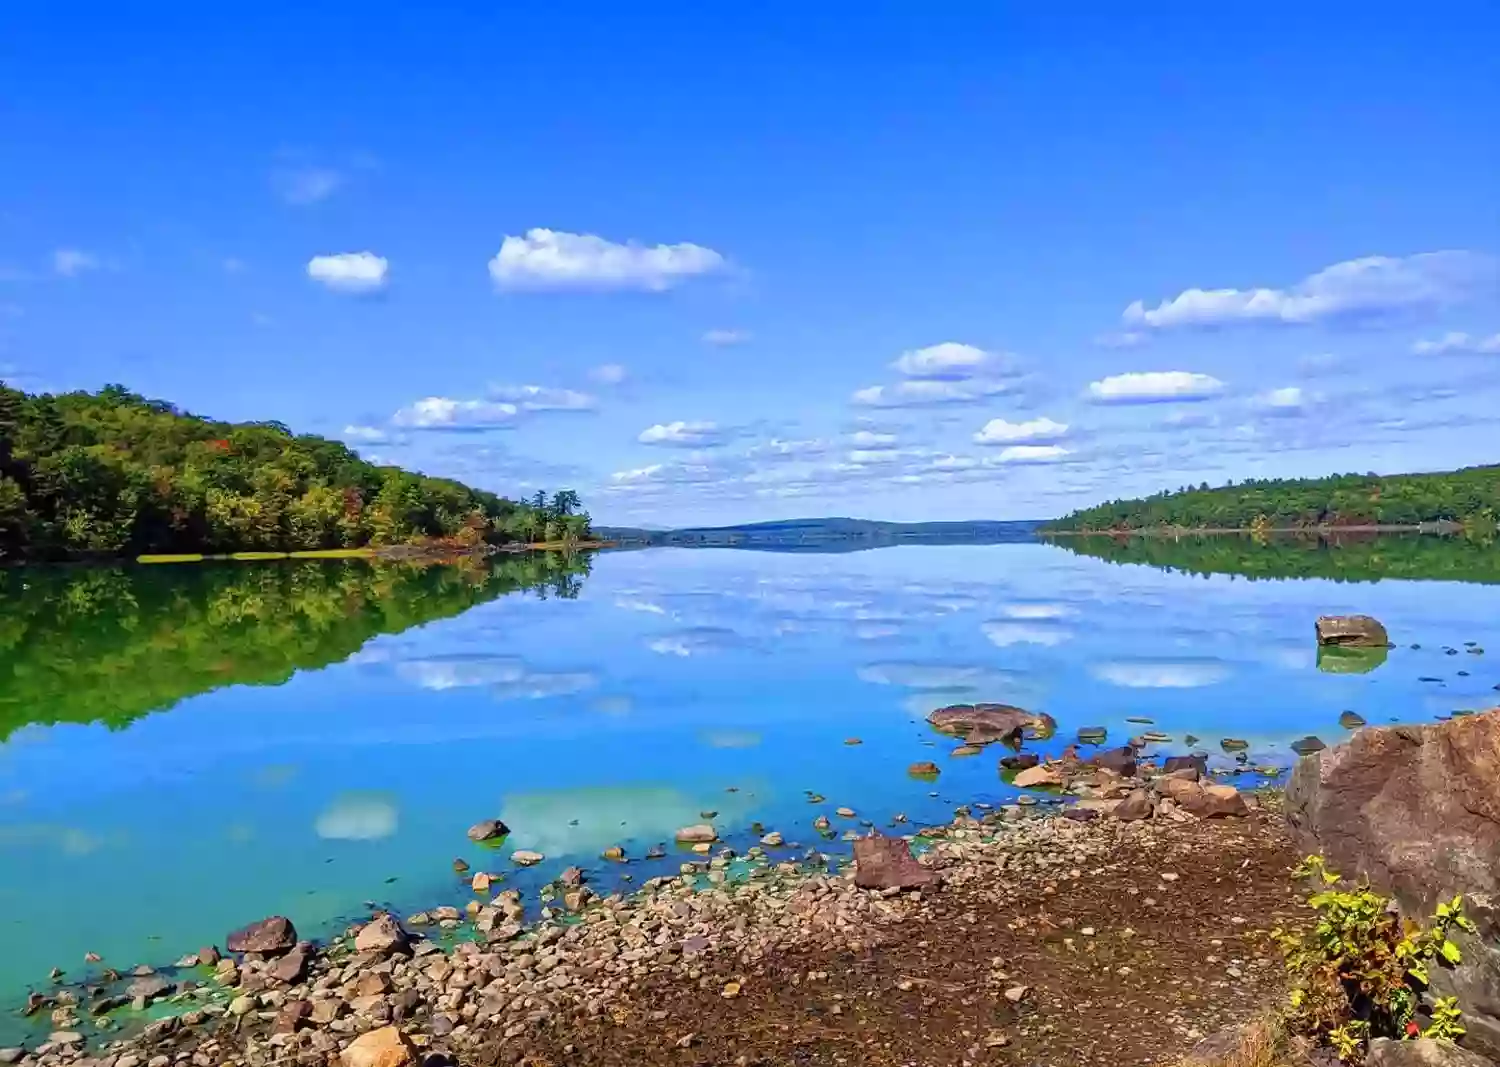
2, 535, 1498, 1042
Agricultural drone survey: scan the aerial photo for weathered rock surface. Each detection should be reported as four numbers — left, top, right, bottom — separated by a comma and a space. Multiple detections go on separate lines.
1365, 1037, 1494, 1067
1287, 708, 1500, 1060
1114, 789, 1154, 821
341, 1025, 416, 1067
225, 915, 296, 955
466, 818, 509, 842
674, 824, 718, 844
926, 703, 1057, 742
852, 834, 936, 890
354, 914, 408, 955
1092, 746, 1138, 777
1012, 763, 1063, 789
1315, 613, 1389, 647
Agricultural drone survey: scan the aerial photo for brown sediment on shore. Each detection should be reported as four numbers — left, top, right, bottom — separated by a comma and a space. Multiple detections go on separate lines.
10, 790, 1301, 1067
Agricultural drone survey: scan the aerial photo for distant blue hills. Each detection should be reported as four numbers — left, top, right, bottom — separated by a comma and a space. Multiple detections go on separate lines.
594, 517, 1042, 553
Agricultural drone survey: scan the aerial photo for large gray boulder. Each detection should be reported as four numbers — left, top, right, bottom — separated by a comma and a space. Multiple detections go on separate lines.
1315, 614, 1390, 647
925, 703, 1057, 744
1286, 709, 1500, 1060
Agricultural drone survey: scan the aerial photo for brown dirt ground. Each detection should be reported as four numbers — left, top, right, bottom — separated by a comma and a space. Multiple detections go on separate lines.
478, 808, 1305, 1067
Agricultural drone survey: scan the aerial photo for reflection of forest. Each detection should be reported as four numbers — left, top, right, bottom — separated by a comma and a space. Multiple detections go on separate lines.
1047, 532, 1500, 585
0, 554, 591, 738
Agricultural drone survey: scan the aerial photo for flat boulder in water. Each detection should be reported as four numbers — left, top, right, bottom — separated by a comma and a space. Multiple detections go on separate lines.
1315, 614, 1389, 647
926, 703, 1056, 742
226, 916, 297, 956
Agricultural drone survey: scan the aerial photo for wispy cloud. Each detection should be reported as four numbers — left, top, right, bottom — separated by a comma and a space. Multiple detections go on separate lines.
271, 166, 344, 205
52, 249, 102, 277
638, 420, 729, 447
703, 328, 751, 346
489, 384, 596, 411
589, 363, 628, 385
1123, 251, 1496, 330
1412, 330, 1500, 355
390, 397, 519, 431
851, 378, 1018, 408
488, 229, 726, 292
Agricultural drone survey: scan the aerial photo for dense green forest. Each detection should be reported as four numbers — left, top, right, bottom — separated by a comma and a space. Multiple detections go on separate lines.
1044, 465, 1500, 533
0, 554, 590, 739
1049, 532, 1500, 585
0, 382, 590, 561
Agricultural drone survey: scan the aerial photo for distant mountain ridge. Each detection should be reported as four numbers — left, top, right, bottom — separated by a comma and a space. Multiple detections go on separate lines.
595, 517, 1041, 552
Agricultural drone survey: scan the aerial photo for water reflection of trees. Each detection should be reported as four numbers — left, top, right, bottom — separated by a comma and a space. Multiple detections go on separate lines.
1046, 532, 1500, 585
0, 553, 591, 738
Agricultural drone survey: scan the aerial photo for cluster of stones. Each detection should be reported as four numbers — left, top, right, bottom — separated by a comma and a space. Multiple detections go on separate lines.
1, 783, 1278, 1067
1005, 744, 1254, 822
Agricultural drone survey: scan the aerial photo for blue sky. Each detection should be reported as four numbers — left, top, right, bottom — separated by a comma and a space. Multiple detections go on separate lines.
2, 5, 1498, 526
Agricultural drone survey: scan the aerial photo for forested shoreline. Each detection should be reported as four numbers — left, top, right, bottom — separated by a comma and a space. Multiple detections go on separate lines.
0, 382, 591, 561
1044, 465, 1500, 535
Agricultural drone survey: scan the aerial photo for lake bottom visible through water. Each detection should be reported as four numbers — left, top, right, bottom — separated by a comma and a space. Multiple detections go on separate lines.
2, 539, 1498, 1043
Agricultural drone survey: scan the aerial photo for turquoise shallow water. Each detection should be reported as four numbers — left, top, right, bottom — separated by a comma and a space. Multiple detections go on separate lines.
2, 540, 1498, 1043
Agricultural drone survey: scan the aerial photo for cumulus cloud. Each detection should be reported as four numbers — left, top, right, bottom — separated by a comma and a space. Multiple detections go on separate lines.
1087, 371, 1226, 404
307, 251, 389, 293
1412, 331, 1500, 355
52, 248, 102, 277
341, 424, 391, 445
1254, 386, 1309, 415
891, 342, 1006, 379
703, 328, 751, 346
638, 421, 727, 447
391, 397, 519, 431
589, 363, 628, 384
271, 166, 344, 205
487, 228, 725, 291
851, 378, 1018, 407
973, 416, 1069, 445
1122, 251, 1496, 330
490, 384, 596, 411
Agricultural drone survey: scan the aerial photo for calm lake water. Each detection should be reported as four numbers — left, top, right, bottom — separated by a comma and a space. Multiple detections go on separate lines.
2, 536, 1498, 1039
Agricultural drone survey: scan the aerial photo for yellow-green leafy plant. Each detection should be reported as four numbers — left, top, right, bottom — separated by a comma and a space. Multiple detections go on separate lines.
1277, 856, 1476, 1062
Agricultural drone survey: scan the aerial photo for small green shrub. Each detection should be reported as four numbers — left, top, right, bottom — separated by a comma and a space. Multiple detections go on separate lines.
1277, 855, 1476, 1062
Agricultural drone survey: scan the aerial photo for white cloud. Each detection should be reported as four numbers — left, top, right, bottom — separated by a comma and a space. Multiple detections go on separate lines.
589, 363, 628, 384
749, 437, 829, 459
891, 342, 1003, 379
703, 328, 751, 346
998, 601, 1075, 620
851, 378, 1018, 407
1123, 251, 1496, 329
52, 249, 101, 277
1256, 386, 1308, 413
849, 430, 898, 447
488, 228, 725, 291
307, 251, 389, 293
1412, 331, 1500, 355
341, 424, 391, 445
638, 420, 726, 447
608, 462, 718, 487
1087, 371, 1226, 404
847, 448, 912, 464
973, 416, 1069, 445
272, 166, 344, 205
1089, 658, 1232, 688
490, 384, 596, 411
990, 444, 1072, 464
391, 397, 519, 430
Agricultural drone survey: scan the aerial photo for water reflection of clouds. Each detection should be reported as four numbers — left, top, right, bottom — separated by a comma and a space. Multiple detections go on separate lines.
647, 627, 751, 657
394, 654, 526, 690
315, 792, 399, 841
981, 620, 1074, 647
496, 784, 759, 857
1088, 658, 1234, 688
492, 671, 598, 702
698, 730, 762, 749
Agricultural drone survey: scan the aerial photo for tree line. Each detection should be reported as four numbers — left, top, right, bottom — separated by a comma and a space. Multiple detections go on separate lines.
1043, 465, 1500, 534
0, 382, 592, 561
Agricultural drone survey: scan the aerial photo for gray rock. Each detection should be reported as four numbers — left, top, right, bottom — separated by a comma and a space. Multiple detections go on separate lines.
467, 819, 509, 842
0, 1049, 22, 1065
1316, 614, 1389, 647
1114, 789, 1154, 821
126, 974, 173, 1003
1365, 1037, 1493, 1066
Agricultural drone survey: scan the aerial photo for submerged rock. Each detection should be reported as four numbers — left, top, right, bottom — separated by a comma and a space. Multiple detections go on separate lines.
908, 761, 940, 778
511, 850, 545, 866
467, 818, 509, 842
226, 915, 296, 956
1338, 710, 1367, 730
926, 703, 1057, 742
1315, 614, 1389, 647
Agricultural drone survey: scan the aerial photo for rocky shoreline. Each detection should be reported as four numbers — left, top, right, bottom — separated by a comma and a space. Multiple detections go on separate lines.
5, 746, 1275, 1067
